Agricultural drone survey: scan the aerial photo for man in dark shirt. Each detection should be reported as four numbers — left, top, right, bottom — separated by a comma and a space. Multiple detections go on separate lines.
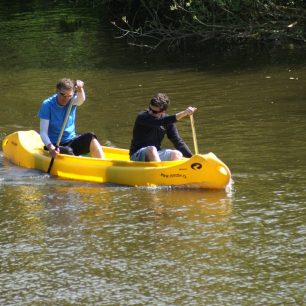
130, 93, 197, 161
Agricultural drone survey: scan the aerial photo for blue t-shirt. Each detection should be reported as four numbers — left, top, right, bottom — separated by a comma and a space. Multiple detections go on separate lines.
38, 94, 77, 144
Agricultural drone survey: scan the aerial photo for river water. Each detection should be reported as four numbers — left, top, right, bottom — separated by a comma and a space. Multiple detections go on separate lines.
0, 2, 305, 305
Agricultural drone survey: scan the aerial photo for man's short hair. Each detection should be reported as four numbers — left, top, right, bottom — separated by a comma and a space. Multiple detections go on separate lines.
150, 93, 170, 111
56, 78, 75, 92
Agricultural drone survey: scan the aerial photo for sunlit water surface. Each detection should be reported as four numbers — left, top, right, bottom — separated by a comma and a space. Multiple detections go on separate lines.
0, 2, 305, 305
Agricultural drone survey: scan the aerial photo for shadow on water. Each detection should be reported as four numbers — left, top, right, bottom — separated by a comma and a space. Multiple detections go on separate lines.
1, 0, 306, 74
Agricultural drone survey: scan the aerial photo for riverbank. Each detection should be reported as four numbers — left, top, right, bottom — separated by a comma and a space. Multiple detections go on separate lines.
99, 1, 306, 51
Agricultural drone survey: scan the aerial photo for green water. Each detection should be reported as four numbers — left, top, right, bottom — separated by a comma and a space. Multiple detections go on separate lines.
0, 2, 305, 305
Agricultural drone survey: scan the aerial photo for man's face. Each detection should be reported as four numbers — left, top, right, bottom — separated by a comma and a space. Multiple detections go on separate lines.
149, 104, 165, 117
57, 89, 74, 106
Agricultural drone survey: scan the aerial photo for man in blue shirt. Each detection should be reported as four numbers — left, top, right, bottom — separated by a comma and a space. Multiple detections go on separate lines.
38, 78, 104, 159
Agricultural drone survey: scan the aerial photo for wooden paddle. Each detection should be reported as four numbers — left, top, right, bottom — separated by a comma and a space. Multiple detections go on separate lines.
190, 113, 199, 154
47, 93, 76, 174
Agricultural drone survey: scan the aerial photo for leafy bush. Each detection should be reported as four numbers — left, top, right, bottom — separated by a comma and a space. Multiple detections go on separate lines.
71, 0, 306, 49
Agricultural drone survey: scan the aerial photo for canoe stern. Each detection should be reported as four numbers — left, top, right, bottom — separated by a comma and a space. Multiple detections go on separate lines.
2, 130, 45, 169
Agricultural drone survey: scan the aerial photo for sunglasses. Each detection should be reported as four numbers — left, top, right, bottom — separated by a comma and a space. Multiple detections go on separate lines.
149, 106, 164, 114
59, 92, 74, 98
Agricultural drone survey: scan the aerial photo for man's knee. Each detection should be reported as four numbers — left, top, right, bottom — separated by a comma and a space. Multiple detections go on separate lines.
146, 146, 158, 154
145, 146, 159, 161
90, 137, 99, 146
170, 150, 183, 160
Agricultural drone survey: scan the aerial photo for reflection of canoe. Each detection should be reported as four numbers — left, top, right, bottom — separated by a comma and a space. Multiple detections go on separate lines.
2, 130, 231, 189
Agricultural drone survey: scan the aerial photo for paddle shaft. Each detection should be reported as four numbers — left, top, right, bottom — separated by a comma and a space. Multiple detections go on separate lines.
47, 93, 76, 174
190, 113, 199, 155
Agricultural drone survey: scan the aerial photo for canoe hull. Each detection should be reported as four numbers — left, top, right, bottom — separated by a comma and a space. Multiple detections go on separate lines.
2, 130, 231, 189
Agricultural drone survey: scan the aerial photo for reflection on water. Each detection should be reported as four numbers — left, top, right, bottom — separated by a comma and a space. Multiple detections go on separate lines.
0, 1, 305, 305
1, 153, 305, 304
0, 156, 236, 305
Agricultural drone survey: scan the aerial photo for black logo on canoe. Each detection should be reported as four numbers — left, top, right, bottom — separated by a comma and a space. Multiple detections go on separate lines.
191, 163, 202, 170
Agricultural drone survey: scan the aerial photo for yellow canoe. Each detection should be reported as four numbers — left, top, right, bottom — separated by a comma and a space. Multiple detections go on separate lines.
2, 130, 231, 189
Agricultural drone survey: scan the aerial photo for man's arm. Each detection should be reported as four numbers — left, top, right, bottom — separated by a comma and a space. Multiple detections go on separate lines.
175, 106, 197, 121
40, 119, 59, 157
167, 124, 193, 158
75, 80, 86, 106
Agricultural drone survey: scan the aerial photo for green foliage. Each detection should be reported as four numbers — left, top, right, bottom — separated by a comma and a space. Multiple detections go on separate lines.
62, 0, 306, 49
